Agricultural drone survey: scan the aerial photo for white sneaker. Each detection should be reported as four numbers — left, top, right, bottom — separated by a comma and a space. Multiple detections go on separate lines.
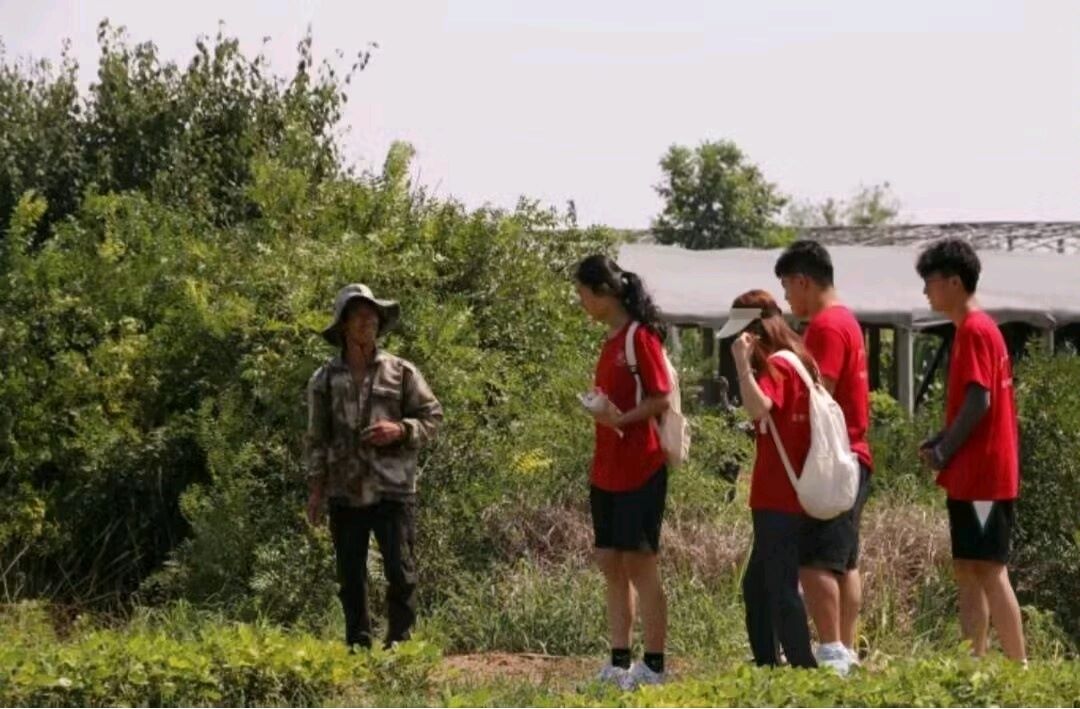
619, 661, 665, 690
845, 646, 861, 666
595, 663, 627, 686
814, 642, 852, 676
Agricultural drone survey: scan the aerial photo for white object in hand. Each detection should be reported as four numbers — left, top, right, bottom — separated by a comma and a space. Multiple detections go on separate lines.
579, 391, 624, 437
579, 391, 610, 413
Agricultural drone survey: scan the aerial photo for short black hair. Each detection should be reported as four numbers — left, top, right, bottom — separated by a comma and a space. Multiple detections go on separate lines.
773, 240, 834, 287
916, 238, 981, 293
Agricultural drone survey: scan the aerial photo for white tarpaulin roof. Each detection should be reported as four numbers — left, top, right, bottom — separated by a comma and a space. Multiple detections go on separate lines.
618, 244, 1080, 330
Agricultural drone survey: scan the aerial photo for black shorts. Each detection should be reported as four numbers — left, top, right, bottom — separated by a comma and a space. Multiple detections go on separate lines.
799, 463, 872, 574
947, 498, 1015, 563
590, 467, 668, 553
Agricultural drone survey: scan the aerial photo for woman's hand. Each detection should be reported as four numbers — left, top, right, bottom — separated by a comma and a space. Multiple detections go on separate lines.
591, 400, 623, 431
732, 333, 773, 421
732, 332, 755, 367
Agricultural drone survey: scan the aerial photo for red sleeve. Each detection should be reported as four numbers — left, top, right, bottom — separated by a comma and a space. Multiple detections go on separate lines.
633, 326, 672, 396
757, 360, 791, 410
953, 322, 993, 390
804, 323, 845, 382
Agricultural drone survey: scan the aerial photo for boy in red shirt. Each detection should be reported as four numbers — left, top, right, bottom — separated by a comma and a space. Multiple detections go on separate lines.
916, 238, 1026, 663
774, 241, 871, 673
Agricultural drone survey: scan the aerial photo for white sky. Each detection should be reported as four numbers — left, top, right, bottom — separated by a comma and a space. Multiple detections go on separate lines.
2, 0, 1078, 227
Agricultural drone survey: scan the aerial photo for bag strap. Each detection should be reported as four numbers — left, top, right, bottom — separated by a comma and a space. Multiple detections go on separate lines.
767, 413, 801, 491
624, 321, 644, 405
769, 349, 816, 392
764, 350, 809, 491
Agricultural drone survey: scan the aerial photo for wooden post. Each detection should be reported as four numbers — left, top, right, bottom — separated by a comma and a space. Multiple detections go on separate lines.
718, 330, 739, 406
895, 326, 914, 413
914, 333, 950, 410
668, 324, 682, 354
700, 327, 717, 405
1043, 327, 1055, 354
867, 325, 882, 392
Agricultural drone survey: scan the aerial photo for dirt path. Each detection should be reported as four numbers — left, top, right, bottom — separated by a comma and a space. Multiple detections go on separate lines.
440, 653, 594, 686
439, 652, 696, 689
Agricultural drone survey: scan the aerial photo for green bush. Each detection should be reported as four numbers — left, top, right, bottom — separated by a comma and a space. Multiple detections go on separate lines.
866, 390, 939, 504
1013, 352, 1080, 644
4, 600, 1079, 707
0, 613, 440, 707
246, 526, 339, 630
441, 654, 1080, 707
0, 25, 613, 617
682, 411, 753, 501
0, 22, 357, 245
602, 655, 1080, 707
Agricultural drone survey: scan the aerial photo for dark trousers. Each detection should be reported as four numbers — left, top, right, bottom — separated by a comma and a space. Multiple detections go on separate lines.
328, 498, 418, 648
743, 510, 817, 668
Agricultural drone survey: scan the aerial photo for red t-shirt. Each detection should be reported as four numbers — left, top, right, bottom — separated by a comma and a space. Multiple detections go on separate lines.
750, 356, 810, 514
591, 322, 671, 492
937, 310, 1019, 501
803, 305, 874, 471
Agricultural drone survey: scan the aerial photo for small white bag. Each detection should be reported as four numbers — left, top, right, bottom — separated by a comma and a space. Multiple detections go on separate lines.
625, 322, 690, 468
765, 350, 859, 520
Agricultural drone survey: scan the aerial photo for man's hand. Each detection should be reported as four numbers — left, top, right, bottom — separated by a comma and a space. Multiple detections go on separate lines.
306, 487, 325, 526
918, 440, 940, 470
362, 419, 406, 447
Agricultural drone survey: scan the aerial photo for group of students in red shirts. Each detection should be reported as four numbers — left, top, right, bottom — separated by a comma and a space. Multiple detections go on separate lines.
573, 237, 1026, 690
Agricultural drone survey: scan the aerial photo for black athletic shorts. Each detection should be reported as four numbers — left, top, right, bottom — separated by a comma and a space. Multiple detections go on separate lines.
798, 463, 872, 573
947, 498, 1015, 563
590, 466, 668, 553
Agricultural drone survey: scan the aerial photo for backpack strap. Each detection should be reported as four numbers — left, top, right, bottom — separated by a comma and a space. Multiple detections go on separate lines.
764, 350, 811, 492
767, 412, 801, 492
624, 321, 644, 405
769, 349, 816, 391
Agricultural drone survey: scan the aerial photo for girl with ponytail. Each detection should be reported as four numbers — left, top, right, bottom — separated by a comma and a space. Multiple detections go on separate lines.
573, 254, 671, 689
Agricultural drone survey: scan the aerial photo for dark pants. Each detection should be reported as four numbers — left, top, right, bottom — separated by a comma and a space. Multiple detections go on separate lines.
743, 511, 817, 668
328, 498, 418, 648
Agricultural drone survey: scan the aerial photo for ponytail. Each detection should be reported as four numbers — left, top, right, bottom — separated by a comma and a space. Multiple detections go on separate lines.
575, 254, 668, 342
619, 271, 668, 342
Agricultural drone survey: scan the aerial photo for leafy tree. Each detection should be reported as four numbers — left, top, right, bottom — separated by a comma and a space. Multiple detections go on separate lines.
0, 22, 374, 248
784, 197, 842, 228
652, 140, 787, 249
0, 42, 84, 250
845, 181, 901, 226
785, 181, 901, 227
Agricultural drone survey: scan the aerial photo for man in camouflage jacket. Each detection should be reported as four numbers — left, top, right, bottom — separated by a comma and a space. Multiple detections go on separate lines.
306, 283, 443, 649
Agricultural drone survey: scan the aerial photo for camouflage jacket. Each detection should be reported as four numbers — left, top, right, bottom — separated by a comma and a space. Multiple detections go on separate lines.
305, 351, 443, 503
